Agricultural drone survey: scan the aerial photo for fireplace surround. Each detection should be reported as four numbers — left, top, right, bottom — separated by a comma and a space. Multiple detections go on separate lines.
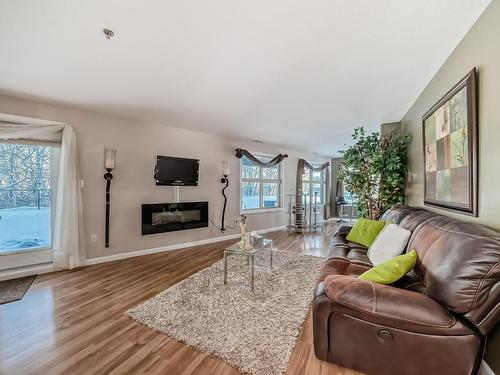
142, 201, 209, 235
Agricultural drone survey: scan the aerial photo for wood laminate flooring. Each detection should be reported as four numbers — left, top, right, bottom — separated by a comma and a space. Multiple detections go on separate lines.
0, 222, 361, 375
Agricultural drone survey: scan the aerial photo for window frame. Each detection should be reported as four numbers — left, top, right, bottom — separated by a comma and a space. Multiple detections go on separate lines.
0, 140, 59, 258
239, 152, 284, 214
302, 165, 327, 204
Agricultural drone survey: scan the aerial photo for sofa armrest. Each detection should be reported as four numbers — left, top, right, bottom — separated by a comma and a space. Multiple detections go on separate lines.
323, 275, 458, 330
336, 225, 353, 237
313, 281, 335, 361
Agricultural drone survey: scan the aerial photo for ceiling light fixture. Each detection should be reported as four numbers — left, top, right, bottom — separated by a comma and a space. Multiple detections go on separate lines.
103, 28, 115, 39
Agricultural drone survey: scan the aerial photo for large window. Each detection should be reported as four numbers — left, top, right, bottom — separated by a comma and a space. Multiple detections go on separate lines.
302, 166, 326, 204
0, 143, 55, 253
344, 188, 358, 206
240, 155, 282, 211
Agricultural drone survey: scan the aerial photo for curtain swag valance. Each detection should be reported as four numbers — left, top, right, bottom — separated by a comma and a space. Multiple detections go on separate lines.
235, 148, 288, 167
297, 159, 329, 172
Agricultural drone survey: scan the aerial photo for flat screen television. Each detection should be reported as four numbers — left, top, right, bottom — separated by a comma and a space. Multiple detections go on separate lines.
154, 156, 199, 186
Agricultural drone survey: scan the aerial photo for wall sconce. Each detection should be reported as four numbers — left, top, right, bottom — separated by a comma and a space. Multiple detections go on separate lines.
104, 148, 117, 248
220, 161, 230, 231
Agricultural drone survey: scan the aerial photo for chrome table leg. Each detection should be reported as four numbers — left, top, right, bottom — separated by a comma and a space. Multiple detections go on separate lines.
224, 251, 228, 285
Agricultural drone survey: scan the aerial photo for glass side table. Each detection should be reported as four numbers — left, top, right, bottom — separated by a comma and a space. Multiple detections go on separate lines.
223, 239, 273, 292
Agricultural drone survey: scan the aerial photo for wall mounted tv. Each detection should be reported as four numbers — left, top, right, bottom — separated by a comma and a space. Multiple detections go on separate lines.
154, 156, 199, 186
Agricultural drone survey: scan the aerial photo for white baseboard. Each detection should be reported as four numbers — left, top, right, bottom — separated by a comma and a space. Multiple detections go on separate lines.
82, 225, 287, 266
480, 360, 496, 375
0, 263, 57, 281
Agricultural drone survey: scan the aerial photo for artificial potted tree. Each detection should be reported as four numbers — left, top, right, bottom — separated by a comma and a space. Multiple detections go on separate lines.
337, 127, 412, 220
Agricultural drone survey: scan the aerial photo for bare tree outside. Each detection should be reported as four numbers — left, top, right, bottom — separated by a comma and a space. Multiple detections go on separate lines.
0, 143, 52, 251
241, 156, 280, 210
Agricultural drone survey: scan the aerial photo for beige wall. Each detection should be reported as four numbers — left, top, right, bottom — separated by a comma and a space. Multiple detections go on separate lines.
401, 0, 500, 229
380, 122, 401, 138
400, 1, 499, 370
0, 95, 328, 260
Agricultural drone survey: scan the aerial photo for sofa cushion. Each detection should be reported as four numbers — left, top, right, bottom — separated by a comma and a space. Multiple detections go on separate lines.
318, 258, 370, 282
326, 242, 371, 266
346, 248, 372, 266
328, 234, 368, 261
394, 272, 427, 294
327, 245, 350, 259
323, 274, 472, 334
332, 239, 368, 252
336, 225, 353, 237
398, 211, 436, 233
380, 205, 426, 224
408, 215, 500, 334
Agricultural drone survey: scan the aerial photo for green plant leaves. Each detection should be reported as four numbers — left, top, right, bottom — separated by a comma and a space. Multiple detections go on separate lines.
338, 127, 412, 220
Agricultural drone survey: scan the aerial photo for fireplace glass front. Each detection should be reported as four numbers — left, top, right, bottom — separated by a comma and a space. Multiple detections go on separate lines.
142, 202, 209, 235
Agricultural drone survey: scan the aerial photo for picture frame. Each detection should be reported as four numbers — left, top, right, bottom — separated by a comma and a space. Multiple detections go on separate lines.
422, 68, 478, 216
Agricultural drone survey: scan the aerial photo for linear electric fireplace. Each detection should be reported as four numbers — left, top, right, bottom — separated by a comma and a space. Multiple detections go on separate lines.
142, 201, 209, 235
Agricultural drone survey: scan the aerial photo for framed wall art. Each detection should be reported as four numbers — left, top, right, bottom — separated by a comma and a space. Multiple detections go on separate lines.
422, 68, 478, 216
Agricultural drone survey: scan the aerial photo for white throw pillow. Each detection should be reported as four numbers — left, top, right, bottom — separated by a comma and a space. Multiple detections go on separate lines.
368, 223, 411, 266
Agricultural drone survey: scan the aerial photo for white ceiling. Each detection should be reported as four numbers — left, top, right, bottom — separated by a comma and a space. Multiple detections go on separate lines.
0, 0, 491, 156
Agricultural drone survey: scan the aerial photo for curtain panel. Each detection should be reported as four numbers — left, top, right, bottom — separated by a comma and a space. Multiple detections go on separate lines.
0, 120, 84, 269
296, 159, 331, 224
235, 148, 288, 167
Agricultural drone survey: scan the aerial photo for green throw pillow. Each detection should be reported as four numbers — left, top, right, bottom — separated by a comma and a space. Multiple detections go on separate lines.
359, 250, 418, 284
346, 218, 386, 247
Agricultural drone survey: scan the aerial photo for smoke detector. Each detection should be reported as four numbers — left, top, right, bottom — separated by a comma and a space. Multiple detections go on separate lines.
103, 28, 115, 39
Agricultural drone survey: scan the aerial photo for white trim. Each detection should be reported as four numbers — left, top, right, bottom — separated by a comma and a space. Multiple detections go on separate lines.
0, 248, 53, 271
83, 225, 287, 266
1, 139, 62, 148
241, 207, 285, 215
0, 263, 58, 281
0, 245, 51, 256
0, 113, 66, 126
239, 150, 284, 212
480, 360, 496, 375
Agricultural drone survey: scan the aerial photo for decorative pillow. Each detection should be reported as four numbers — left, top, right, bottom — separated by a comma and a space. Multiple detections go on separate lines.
359, 250, 417, 284
368, 223, 411, 266
346, 218, 386, 248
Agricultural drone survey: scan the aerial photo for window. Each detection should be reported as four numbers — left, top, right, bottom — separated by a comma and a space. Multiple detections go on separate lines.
0, 142, 56, 253
240, 155, 282, 211
302, 166, 326, 204
344, 187, 358, 206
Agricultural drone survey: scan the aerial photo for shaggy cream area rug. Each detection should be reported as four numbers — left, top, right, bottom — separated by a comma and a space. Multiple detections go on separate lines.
127, 250, 324, 375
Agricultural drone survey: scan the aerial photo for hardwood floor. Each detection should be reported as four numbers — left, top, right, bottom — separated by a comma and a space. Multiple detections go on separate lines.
0, 223, 361, 375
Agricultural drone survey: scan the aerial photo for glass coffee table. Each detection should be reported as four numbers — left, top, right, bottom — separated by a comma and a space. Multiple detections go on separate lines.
223, 239, 273, 292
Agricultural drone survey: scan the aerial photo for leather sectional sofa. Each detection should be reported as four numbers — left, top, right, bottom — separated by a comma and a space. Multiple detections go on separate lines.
313, 206, 500, 375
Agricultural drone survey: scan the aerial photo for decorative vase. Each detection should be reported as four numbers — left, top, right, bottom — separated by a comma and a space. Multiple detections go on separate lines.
238, 215, 252, 250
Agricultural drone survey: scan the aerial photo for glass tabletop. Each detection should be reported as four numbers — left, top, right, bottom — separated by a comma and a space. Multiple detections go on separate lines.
224, 239, 272, 255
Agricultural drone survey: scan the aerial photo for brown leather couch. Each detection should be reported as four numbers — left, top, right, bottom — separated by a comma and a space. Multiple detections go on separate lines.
313, 206, 500, 375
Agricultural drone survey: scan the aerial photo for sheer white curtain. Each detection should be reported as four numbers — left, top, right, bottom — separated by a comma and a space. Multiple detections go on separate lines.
0, 119, 84, 269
